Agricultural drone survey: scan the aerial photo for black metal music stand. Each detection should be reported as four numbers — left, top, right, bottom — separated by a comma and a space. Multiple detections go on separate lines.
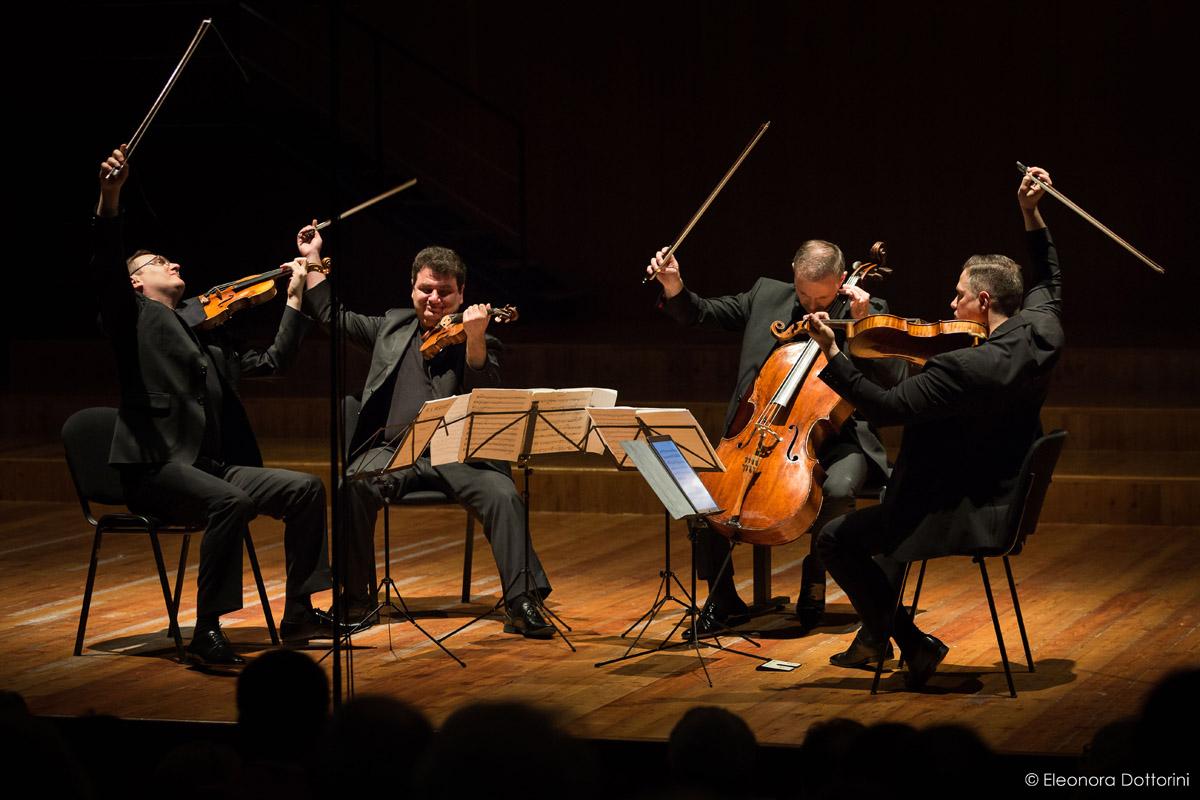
320, 425, 465, 668
592, 434, 768, 685
436, 399, 588, 651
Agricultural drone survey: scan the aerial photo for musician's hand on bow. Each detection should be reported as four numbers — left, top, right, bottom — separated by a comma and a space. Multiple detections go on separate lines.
297, 219, 322, 260
96, 144, 129, 217
840, 284, 872, 320
1019, 166, 1051, 230
804, 312, 840, 358
647, 247, 684, 298
1019, 166, 1051, 211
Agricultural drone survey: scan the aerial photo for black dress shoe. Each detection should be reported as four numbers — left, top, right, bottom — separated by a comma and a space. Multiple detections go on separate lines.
681, 596, 751, 641
504, 595, 554, 639
186, 628, 245, 666
902, 634, 949, 690
794, 580, 826, 629
829, 627, 894, 669
281, 608, 365, 642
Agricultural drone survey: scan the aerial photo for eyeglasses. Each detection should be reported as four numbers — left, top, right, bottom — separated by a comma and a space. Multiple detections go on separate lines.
130, 255, 171, 276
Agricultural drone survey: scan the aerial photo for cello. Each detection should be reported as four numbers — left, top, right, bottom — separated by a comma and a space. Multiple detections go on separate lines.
700, 246, 891, 547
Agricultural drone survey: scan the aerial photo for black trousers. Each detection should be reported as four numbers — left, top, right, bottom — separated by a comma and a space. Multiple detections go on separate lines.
344, 450, 551, 605
123, 461, 331, 620
694, 449, 868, 585
814, 503, 919, 650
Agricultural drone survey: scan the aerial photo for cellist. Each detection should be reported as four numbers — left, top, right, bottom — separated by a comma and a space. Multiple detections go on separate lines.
647, 239, 905, 641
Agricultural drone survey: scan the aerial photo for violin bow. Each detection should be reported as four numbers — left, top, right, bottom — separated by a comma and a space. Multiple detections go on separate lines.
108, 18, 247, 179
1016, 161, 1165, 275
306, 178, 419, 236
643, 121, 771, 284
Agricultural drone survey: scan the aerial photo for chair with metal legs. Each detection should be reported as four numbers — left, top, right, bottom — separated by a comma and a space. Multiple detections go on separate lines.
63, 408, 279, 660
872, 429, 1068, 696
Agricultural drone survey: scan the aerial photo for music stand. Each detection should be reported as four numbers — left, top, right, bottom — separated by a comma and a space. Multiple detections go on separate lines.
435, 393, 598, 651
321, 421, 466, 668
593, 433, 768, 685
583, 413, 708, 643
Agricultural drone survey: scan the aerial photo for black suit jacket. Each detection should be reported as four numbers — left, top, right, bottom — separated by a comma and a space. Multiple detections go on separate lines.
660, 277, 902, 477
92, 215, 310, 467
819, 228, 1064, 560
303, 280, 502, 457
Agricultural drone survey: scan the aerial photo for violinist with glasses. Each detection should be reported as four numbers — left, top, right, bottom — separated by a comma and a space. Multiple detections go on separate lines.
91, 145, 347, 665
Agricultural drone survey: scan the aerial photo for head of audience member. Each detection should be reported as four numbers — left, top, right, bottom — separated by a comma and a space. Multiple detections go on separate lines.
668, 706, 757, 797
320, 695, 432, 794
236, 648, 329, 764
416, 701, 595, 798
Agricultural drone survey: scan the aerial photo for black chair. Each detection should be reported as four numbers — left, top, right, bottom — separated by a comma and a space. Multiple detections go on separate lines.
342, 397, 482, 605
63, 408, 279, 661
872, 429, 1069, 696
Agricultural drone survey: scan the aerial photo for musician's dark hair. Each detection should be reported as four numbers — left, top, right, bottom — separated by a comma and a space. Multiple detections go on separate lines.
962, 255, 1024, 316
126, 249, 156, 275
792, 240, 845, 282
412, 246, 467, 288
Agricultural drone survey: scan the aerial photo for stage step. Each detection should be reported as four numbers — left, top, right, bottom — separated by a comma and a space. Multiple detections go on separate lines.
6, 393, 1200, 452
5, 438, 1196, 526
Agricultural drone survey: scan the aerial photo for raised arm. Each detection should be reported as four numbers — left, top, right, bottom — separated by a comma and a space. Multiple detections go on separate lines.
1018, 166, 1061, 317
295, 221, 387, 350
91, 145, 138, 335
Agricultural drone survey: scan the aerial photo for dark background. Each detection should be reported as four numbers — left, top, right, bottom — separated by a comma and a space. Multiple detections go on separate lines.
9, 0, 1198, 378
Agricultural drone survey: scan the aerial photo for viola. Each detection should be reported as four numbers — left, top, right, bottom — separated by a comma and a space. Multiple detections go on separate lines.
195, 259, 330, 330
419, 305, 519, 359
773, 314, 987, 368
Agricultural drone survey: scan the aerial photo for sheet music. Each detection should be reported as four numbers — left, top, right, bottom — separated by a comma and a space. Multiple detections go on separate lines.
584, 406, 646, 463
638, 408, 725, 471
530, 387, 618, 454
460, 388, 533, 461
388, 395, 458, 471
429, 393, 472, 466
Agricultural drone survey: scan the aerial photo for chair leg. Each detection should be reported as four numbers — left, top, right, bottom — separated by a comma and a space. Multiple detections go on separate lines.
244, 531, 279, 645
1003, 556, 1035, 672
170, 535, 190, 642
897, 560, 927, 670
978, 558, 1017, 697
462, 514, 476, 604
872, 562, 911, 694
149, 528, 186, 661
74, 527, 104, 656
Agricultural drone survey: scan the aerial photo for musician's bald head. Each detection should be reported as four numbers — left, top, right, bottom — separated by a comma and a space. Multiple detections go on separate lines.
792, 240, 846, 315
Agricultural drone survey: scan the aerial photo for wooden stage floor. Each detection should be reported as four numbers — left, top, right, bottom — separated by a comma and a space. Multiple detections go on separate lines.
2, 500, 1197, 756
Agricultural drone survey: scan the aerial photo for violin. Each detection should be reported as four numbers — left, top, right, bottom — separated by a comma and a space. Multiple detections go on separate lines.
772, 314, 987, 367
419, 305, 519, 359
699, 248, 890, 547
195, 259, 330, 330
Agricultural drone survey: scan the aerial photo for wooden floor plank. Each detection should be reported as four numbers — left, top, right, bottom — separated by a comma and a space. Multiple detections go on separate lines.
1, 501, 1197, 754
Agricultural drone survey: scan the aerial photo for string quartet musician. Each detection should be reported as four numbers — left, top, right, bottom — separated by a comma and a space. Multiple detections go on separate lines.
91, 146, 349, 666
804, 167, 1062, 688
648, 238, 904, 644
296, 226, 556, 639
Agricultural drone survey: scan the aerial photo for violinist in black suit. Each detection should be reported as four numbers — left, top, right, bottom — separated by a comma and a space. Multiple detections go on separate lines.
297, 226, 554, 639
805, 166, 1063, 688
92, 146, 341, 665
649, 241, 904, 637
